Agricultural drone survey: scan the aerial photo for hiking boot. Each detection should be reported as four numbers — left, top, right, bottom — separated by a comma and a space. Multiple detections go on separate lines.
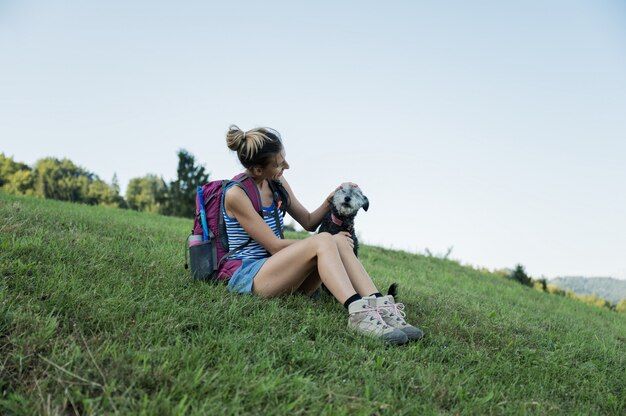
347, 299, 408, 345
367, 295, 424, 341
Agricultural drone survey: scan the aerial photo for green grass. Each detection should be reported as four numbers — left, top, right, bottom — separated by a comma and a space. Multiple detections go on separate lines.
1, 192, 625, 415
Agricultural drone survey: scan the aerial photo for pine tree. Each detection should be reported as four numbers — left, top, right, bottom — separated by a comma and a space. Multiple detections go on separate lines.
510, 264, 533, 287
111, 173, 120, 195
165, 149, 209, 218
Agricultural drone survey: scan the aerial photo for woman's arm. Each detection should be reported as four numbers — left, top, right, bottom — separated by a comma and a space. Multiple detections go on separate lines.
280, 176, 332, 232
224, 186, 297, 254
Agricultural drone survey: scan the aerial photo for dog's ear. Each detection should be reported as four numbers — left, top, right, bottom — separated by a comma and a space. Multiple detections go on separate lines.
362, 196, 369, 212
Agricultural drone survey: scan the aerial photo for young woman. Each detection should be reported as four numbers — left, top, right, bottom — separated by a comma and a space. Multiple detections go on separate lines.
222, 125, 423, 345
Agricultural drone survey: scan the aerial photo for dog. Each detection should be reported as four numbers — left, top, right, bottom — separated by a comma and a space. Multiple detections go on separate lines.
317, 183, 399, 300
318, 182, 369, 256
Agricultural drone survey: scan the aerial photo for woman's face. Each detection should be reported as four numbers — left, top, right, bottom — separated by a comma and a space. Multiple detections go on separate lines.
262, 150, 289, 180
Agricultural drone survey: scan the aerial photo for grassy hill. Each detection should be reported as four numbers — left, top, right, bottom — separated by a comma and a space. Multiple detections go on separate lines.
1, 193, 625, 415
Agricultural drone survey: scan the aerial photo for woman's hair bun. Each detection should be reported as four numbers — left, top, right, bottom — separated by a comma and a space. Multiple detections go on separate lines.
226, 124, 245, 151
225, 124, 283, 169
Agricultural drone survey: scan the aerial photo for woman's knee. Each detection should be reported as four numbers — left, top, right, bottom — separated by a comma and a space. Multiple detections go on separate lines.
308, 232, 338, 256
332, 233, 354, 253
312, 232, 334, 246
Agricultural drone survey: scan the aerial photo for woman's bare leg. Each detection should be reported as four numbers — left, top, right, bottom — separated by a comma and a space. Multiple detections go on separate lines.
296, 269, 323, 296
295, 234, 379, 297
332, 233, 378, 296
252, 233, 356, 303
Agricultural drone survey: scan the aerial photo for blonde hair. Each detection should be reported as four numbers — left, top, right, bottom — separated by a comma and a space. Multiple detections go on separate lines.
226, 124, 283, 168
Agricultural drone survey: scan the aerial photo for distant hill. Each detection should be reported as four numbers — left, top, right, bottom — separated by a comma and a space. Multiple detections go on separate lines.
550, 276, 626, 304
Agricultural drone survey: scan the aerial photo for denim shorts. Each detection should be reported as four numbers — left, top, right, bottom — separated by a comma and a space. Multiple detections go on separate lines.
227, 257, 268, 294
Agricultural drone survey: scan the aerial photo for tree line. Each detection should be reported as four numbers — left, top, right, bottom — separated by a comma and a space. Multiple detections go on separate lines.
0, 150, 208, 218
504, 264, 626, 314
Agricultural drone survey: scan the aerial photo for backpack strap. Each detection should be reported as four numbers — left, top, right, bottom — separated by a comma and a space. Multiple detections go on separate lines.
271, 202, 284, 239
231, 173, 263, 216
219, 237, 251, 267
269, 179, 290, 215
184, 233, 190, 270
228, 173, 290, 215
269, 180, 289, 239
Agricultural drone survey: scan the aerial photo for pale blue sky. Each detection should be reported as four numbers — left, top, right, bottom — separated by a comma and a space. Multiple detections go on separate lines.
1, 1, 625, 279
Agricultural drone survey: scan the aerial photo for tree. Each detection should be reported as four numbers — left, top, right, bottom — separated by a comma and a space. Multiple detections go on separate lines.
0, 153, 33, 194
2, 169, 35, 195
107, 173, 126, 208
111, 173, 121, 195
164, 149, 209, 218
510, 264, 533, 287
29, 157, 124, 206
126, 174, 168, 213
87, 179, 125, 208
2, 154, 124, 206
33, 158, 94, 202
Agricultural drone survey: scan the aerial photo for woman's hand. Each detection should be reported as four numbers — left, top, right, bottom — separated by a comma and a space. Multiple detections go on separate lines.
333, 231, 354, 249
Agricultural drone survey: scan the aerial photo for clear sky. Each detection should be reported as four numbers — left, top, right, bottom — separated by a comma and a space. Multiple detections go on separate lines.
2, 1, 625, 280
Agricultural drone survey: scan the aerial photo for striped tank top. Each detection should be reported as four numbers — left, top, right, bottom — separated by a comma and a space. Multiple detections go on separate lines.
222, 184, 284, 260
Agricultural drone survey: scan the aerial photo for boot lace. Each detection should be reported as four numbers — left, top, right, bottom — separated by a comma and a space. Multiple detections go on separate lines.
379, 301, 406, 321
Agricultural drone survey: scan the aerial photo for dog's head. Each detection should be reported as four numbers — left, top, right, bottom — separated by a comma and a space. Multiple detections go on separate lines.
332, 183, 369, 217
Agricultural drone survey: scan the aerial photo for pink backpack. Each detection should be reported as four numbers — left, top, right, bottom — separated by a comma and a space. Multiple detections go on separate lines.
185, 173, 288, 282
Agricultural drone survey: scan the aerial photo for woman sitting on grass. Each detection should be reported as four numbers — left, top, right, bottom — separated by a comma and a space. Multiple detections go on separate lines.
222, 124, 423, 345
